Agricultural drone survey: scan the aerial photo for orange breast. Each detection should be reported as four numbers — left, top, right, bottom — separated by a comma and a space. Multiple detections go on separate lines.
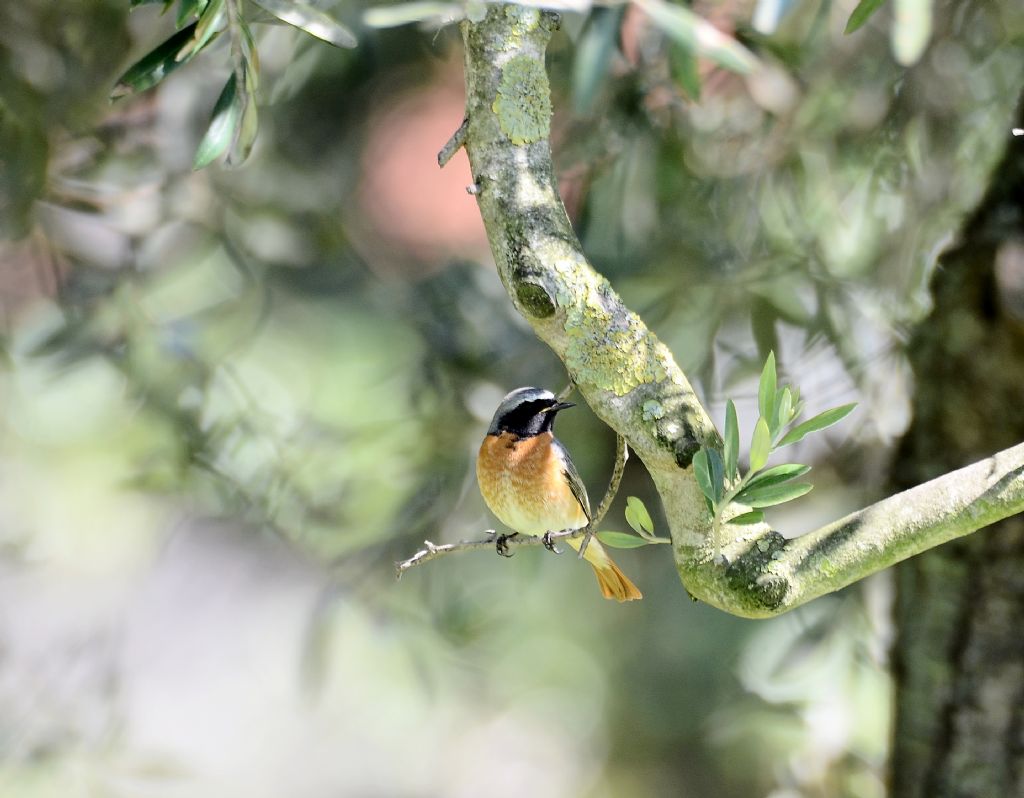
477, 432, 588, 536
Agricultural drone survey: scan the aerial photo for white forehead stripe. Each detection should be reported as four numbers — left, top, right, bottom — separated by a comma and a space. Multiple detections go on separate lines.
501, 386, 554, 404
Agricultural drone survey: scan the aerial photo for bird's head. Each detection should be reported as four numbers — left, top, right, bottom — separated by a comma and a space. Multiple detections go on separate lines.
486, 386, 575, 437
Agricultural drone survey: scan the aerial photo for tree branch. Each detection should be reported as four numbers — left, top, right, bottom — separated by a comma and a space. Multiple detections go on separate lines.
459, 4, 717, 554
454, 4, 1024, 617
693, 441, 1024, 617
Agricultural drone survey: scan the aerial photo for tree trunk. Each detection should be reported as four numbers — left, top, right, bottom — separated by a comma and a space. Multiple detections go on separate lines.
890, 103, 1024, 797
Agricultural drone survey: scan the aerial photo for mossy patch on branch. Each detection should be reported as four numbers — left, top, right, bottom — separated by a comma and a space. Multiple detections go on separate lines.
492, 54, 551, 146
561, 294, 671, 396
503, 4, 541, 38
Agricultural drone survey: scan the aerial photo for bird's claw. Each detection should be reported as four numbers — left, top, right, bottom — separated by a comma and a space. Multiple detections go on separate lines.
542, 532, 562, 554
496, 532, 518, 557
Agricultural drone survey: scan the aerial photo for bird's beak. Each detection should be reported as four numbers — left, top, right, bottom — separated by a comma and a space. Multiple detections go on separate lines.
543, 401, 575, 413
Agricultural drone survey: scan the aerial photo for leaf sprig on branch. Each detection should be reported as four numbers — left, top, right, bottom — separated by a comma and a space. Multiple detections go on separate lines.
594, 496, 671, 549
692, 352, 856, 557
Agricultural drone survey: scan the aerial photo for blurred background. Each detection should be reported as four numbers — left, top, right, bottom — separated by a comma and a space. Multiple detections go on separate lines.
1, 0, 1021, 795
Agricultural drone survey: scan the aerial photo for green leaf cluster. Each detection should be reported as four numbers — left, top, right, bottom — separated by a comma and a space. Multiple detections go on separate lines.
114, 0, 355, 169
692, 352, 856, 554
595, 496, 671, 549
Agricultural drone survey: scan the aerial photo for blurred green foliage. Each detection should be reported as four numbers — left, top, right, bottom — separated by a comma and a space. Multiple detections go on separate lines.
0, 0, 1021, 795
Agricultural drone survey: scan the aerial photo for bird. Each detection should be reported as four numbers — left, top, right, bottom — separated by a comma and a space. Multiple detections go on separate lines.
476, 386, 643, 602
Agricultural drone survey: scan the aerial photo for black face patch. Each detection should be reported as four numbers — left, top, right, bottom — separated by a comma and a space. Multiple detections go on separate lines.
496, 399, 557, 438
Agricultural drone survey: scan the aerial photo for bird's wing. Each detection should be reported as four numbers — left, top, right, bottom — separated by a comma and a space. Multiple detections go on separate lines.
554, 439, 591, 522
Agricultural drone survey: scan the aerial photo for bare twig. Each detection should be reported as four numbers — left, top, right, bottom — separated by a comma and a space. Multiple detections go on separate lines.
395, 432, 630, 576
437, 117, 470, 168
395, 527, 588, 578
578, 434, 627, 558
555, 381, 575, 403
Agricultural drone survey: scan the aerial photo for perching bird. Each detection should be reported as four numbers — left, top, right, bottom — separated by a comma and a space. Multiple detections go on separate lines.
477, 387, 642, 602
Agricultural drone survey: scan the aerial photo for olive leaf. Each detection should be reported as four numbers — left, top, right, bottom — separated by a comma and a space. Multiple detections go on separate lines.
693, 352, 856, 554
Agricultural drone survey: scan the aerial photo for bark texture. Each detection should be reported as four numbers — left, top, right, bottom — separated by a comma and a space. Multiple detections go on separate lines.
890, 103, 1024, 796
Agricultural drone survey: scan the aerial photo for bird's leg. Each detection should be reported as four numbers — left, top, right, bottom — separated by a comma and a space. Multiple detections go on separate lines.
542, 532, 562, 555
495, 532, 519, 557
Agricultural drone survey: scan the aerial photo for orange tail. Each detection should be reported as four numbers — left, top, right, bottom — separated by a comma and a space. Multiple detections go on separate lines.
566, 536, 643, 602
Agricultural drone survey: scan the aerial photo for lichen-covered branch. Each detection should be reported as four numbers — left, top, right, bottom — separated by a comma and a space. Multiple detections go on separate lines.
459, 4, 718, 561
456, 4, 1024, 617
687, 441, 1024, 617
